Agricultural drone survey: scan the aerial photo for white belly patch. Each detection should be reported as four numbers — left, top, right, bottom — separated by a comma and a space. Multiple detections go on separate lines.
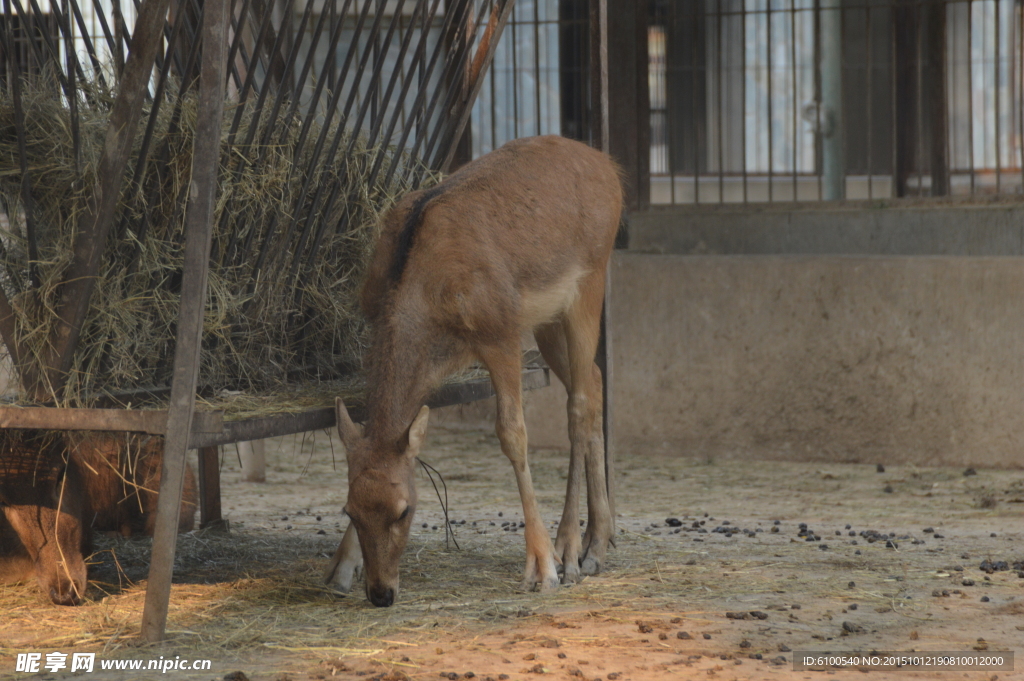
520, 265, 588, 328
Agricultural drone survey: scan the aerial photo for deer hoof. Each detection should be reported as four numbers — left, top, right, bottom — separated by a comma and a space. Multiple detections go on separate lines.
326, 561, 362, 594
580, 554, 601, 576
560, 561, 582, 584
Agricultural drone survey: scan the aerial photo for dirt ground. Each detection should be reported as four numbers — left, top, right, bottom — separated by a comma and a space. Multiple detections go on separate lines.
1, 418, 1023, 681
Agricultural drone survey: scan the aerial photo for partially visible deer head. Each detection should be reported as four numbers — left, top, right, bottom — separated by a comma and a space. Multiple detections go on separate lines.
335, 398, 429, 607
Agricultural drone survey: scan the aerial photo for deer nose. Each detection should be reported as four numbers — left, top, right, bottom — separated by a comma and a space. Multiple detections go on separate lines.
49, 584, 82, 606
368, 585, 395, 607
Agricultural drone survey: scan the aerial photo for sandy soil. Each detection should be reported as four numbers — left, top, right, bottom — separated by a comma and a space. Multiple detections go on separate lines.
2, 420, 1023, 681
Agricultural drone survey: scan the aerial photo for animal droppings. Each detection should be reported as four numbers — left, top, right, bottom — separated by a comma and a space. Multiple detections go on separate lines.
979, 559, 1010, 573
677, 631, 691, 639
964, 468, 977, 476
876, 464, 885, 473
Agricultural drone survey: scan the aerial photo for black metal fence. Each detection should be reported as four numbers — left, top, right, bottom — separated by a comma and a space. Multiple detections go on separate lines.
649, 0, 1024, 205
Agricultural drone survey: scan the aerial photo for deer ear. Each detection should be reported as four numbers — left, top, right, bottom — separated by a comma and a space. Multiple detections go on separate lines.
335, 398, 362, 451
403, 405, 430, 459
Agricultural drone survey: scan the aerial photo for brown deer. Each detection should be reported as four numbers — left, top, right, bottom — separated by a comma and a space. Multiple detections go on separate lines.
0, 431, 197, 605
324, 135, 622, 607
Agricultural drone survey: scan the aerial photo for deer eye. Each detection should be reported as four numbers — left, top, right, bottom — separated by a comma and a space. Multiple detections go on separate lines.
397, 506, 410, 522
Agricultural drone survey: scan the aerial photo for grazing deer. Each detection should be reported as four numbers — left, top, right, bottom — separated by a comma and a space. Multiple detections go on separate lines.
324, 135, 622, 607
0, 431, 197, 605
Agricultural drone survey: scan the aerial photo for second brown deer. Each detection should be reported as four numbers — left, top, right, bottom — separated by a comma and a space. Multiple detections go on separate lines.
324, 135, 622, 606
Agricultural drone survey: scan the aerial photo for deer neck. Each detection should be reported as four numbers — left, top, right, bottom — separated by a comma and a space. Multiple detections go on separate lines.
363, 309, 434, 449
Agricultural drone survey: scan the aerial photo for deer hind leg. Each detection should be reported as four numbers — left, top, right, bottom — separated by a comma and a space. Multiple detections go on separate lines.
478, 340, 560, 593
535, 322, 584, 584
323, 521, 362, 593
564, 270, 613, 576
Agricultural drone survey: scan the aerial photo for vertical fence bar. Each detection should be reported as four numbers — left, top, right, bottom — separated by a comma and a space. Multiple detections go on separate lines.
790, 0, 798, 200
141, 0, 227, 643
668, 9, 676, 204
766, 0, 773, 201
533, 0, 540, 135
717, 2, 724, 201
866, 2, 873, 198
588, 0, 613, 530
921, 0, 929, 193
741, 1, 748, 203
968, 0, 975, 193
820, 0, 842, 199
995, 0, 1002, 191
511, 0, 519, 139
1019, 0, 1024, 189
927, 0, 948, 195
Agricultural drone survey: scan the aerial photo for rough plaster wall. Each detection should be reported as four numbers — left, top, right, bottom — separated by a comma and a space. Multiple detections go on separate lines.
613, 253, 1024, 469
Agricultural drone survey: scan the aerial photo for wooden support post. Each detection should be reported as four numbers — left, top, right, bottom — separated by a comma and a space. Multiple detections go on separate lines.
238, 440, 266, 483
198, 446, 224, 529
590, 0, 614, 526
141, 0, 228, 643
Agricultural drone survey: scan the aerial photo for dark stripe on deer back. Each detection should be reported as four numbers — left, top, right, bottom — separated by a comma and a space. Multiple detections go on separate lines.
389, 185, 446, 283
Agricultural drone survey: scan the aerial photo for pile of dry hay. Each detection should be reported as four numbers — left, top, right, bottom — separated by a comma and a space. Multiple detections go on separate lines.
0, 76, 436, 407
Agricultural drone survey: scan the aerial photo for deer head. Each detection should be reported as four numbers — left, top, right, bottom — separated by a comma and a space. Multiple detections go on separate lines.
335, 398, 429, 607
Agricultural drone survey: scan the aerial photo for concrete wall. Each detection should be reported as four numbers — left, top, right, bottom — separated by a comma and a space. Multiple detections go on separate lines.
630, 200, 1024, 256
610, 253, 1024, 469
444, 203, 1024, 469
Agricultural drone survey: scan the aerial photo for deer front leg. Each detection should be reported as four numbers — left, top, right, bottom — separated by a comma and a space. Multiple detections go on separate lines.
323, 522, 362, 593
480, 343, 560, 593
